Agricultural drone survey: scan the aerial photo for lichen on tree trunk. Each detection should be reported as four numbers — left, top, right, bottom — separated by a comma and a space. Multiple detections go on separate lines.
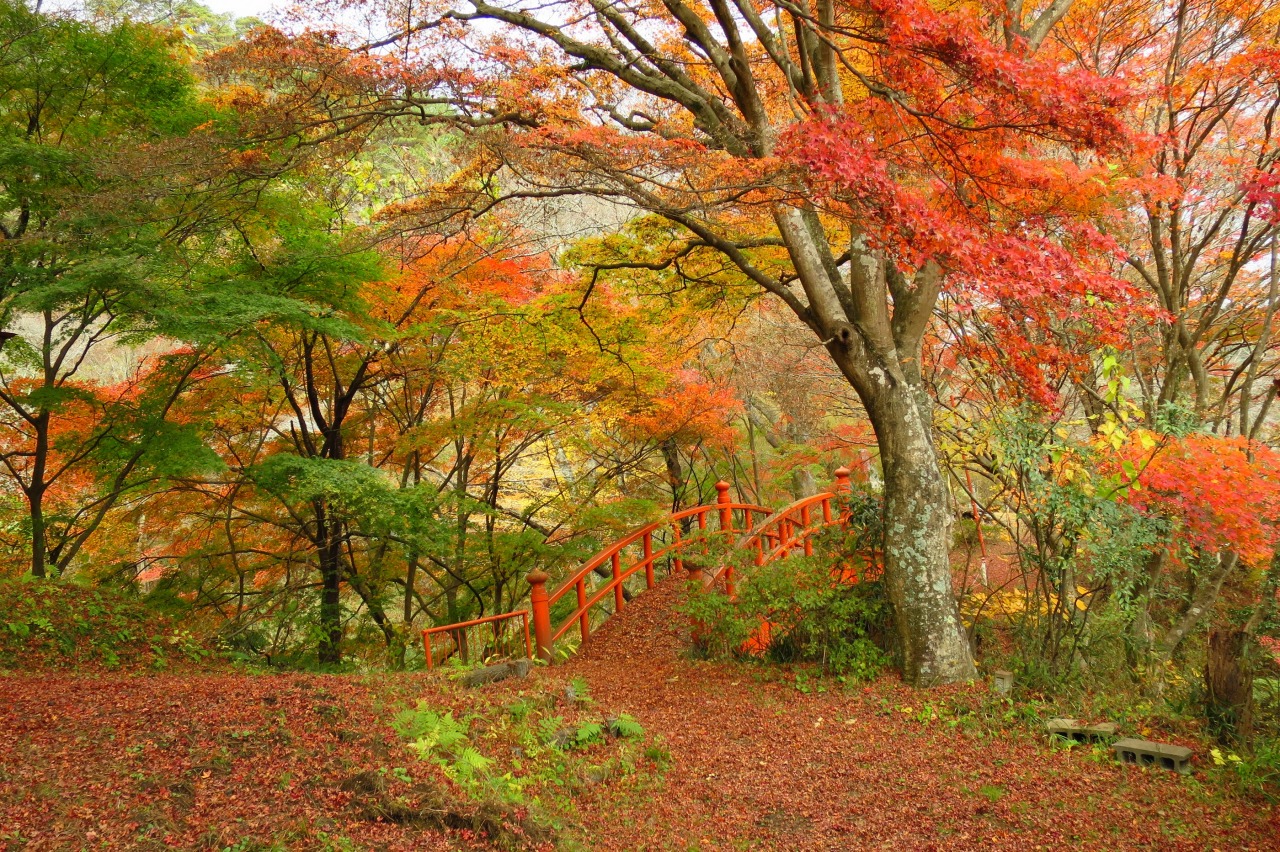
867, 373, 976, 685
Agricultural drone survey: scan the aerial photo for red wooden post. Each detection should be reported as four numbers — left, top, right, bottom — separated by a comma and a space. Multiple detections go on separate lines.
833, 465, 852, 524
716, 482, 735, 596
801, 504, 813, 556
612, 551, 624, 610
673, 523, 684, 575
687, 552, 703, 584
716, 480, 733, 533
643, 531, 654, 588
527, 570, 553, 663
576, 578, 589, 642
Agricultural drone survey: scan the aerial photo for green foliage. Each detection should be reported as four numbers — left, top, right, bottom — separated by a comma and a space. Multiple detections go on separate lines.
566, 675, 592, 704
574, 721, 605, 747
393, 704, 468, 753
981, 405, 1165, 685
683, 551, 893, 681
393, 691, 661, 823
607, 714, 645, 739
250, 455, 444, 550
1210, 743, 1280, 802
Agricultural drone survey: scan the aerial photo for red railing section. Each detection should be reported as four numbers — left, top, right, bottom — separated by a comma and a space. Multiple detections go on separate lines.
422, 610, 531, 670
421, 468, 856, 666
526, 481, 773, 661
702, 466, 852, 594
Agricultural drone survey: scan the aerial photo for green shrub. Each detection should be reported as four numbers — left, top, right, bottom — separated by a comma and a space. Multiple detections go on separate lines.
681, 549, 894, 681
1211, 740, 1280, 802
0, 576, 204, 670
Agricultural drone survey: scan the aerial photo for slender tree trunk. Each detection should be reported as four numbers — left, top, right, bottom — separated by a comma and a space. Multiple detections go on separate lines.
788, 422, 817, 500
27, 411, 50, 578
315, 499, 344, 665
1158, 551, 1238, 661
29, 488, 47, 579
1127, 550, 1164, 664
660, 437, 684, 514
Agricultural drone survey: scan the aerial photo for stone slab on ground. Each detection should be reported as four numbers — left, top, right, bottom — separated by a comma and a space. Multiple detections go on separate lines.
458, 658, 533, 688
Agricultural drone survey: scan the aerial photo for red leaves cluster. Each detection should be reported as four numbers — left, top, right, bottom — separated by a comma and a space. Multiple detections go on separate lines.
781, 0, 1153, 403
3, 575, 1278, 849
1244, 169, 1280, 225
1127, 434, 1280, 567
559, 576, 1277, 849
0, 673, 464, 850
622, 373, 740, 450
862, 0, 1132, 149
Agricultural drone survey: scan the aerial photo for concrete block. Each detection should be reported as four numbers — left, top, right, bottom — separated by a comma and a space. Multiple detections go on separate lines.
1112, 737, 1193, 774
992, 670, 1014, 694
1047, 718, 1118, 741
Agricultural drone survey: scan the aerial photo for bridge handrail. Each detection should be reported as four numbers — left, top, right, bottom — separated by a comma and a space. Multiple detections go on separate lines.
531, 482, 774, 656
422, 466, 857, 666
422, 610, 531, 670
544, 500, 774, 609
701, 467, 851, 593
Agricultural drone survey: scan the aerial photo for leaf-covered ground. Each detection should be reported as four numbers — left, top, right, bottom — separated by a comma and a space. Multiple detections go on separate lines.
557, 579, 1280, 850
2, 575, 1277, 850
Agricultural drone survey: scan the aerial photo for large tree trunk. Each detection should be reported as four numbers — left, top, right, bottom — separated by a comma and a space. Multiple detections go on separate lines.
774, 206, 976, 686
866, 378, 976, 685
1205, 629, 1254, 743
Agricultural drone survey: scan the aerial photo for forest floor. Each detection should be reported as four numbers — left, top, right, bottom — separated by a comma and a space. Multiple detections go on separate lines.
2, 576, 1278, 851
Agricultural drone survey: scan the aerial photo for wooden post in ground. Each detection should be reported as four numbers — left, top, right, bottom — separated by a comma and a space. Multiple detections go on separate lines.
1206, 629, 1254, 742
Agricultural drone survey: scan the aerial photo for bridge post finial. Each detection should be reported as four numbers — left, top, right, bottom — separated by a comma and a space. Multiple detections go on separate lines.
715, 481, 733, 533
833, 466, 851, 493
526, 570, 553, 663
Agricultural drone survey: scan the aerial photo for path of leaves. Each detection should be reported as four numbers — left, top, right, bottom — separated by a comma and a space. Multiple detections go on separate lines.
556, 577, 1280, 850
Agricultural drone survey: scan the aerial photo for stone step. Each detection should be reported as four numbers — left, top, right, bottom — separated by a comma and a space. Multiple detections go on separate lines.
1112, 737, 1193, 774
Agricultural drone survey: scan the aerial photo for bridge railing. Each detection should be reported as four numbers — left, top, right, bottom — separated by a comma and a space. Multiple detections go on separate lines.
422, 610, 531, 670
525, 481, 773, 661
701, 467, 852, 595
422, 466, 858, 667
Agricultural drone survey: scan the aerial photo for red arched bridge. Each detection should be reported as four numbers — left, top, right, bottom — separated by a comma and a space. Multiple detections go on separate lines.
422, 467, 865, 668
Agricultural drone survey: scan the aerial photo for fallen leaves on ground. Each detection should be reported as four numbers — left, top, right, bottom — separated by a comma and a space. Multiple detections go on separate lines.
3, 574, 1277, 850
